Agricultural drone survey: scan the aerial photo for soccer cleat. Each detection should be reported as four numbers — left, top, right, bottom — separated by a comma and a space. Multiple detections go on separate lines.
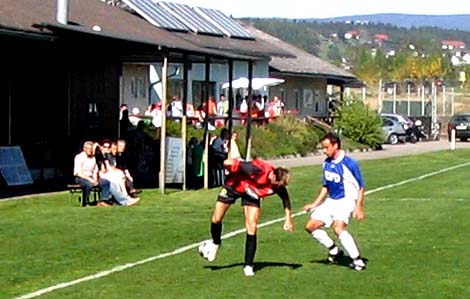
327, 249, 344, 264
350, 258, 366, 271
243, 265, 255, 276
206, 242, 219, 262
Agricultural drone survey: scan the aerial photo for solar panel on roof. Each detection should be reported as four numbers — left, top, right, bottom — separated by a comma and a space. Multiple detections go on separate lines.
122, 0, 189, 32
158, 1, 224, 36
194, 7, 254, 40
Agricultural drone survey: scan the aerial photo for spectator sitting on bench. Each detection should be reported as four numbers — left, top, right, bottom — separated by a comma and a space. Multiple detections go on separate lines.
115, 139, 141, 196
95, 140, 140, 207
73, 140, 111, 207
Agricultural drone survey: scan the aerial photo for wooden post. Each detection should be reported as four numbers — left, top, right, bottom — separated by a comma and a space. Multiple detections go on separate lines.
182, 56, 189, 191
421, 85, 425, 116
203, 56, 211, 189
407, 84, 411, 116
159, 56, 168, 194
245, 61, 253, 161
227, 59, 234, 147
442, 85, 446, 116
451, 87, 455, 115
378, 79, 382, 113
432, 81, 437, 125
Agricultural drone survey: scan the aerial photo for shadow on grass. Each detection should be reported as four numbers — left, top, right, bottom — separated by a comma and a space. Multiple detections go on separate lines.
205, 261, 302, 272
311, 254, 369, 269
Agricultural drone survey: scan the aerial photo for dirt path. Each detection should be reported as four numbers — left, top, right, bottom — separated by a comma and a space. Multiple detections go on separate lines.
269, 140, 470, 168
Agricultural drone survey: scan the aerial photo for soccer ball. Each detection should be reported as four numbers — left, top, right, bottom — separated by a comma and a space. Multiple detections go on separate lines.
198, 240, 212, 258
198, 240, 219, 261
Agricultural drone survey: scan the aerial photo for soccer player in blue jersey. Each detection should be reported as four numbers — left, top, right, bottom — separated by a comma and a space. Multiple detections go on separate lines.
303, 132, 366, 271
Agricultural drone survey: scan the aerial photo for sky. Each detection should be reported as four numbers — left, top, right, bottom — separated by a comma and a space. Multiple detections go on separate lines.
165, 0, 470, 19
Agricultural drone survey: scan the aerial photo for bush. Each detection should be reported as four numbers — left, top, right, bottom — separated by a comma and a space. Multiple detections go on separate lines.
334, 98, 384, 148
236, 116, 320, 159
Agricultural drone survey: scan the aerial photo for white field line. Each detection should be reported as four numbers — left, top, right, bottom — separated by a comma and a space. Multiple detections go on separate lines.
14, 161, 470, 299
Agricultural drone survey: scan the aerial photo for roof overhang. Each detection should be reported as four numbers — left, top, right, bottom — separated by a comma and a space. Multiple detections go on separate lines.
270, 69, 364, 88
37, 22, 265, 62
0, 26, 56, 42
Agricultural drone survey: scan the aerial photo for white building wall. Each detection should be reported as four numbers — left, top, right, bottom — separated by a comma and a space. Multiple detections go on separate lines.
147, 60, 269, 104
121, 64, 150, 113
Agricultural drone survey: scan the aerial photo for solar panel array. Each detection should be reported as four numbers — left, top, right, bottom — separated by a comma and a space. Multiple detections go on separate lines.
122, 0, 188, 31
158, 2, 224, 36
194, 7, 254, 39
122, 0, 254, 39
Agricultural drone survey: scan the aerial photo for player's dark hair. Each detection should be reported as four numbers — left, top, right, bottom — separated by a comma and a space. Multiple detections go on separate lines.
321, 132, 341, 149
274, 167, 290, 186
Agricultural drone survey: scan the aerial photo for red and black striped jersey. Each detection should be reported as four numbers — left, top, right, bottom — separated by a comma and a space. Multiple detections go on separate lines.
224, 159, 287, 199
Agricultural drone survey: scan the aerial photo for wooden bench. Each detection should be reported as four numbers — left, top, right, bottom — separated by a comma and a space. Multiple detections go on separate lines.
67, 184, 101, 207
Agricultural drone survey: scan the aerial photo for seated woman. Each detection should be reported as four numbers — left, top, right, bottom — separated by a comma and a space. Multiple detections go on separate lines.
94, 141, 140, 207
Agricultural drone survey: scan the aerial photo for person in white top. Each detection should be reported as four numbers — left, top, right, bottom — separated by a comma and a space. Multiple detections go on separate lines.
151, 102, 163, 129
272, 96, 284, 117
303, 132, 366, 271
95, 141, 140, 207
170, 95, 183, 119
227, 131, 242, 160
129, 107, 141, 126
73, 141, 111, 206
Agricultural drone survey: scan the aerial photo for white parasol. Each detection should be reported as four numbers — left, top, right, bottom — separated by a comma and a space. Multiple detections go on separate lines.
221, 77, 285, 90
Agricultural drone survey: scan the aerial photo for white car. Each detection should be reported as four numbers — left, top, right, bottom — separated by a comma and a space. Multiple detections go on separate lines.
380, 113, 414, 130
380, 117, 407, 144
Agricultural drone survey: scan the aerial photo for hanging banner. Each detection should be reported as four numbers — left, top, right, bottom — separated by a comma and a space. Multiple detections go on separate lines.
165, 137, 183, 184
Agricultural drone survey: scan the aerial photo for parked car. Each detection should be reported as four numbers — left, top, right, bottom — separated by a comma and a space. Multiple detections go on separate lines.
447, 113, 470, 141
380, 113, 414, 130
381, 117, 407, 144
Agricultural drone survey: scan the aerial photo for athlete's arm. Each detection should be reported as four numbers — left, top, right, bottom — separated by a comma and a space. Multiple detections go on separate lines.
303, 186, 328, 212
277, 187, 294, 232
353, 187, 366, 220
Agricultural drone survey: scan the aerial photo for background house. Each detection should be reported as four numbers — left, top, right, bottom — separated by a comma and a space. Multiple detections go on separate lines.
0, 0, 361, 195
0, 0, 271, 194
242, 24, 362, 117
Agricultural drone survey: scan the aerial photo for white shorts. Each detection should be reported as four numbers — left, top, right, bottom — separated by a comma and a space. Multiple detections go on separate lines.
309, 197, 356, 228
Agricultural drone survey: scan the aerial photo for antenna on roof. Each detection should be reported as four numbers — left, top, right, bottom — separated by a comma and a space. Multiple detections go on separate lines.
56, 0, 69, 25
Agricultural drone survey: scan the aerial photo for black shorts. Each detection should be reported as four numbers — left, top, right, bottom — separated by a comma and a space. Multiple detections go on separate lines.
217, 187, 261, 207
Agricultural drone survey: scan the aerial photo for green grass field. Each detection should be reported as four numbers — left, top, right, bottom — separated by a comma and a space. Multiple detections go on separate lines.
1, 149, 470, 299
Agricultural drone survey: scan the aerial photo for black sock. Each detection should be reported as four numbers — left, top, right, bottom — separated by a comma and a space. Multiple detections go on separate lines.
211, 222, 222, 245
244, 234, 257, 266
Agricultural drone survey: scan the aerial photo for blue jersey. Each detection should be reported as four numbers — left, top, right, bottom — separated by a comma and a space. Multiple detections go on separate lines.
322, 151, 364, 200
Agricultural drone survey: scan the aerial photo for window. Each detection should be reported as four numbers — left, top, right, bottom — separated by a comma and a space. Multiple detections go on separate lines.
168, 79, 185, 101
280, 89, 286, 108
294, 89, 300, 110
131, 77, 137, 98
192, 81, 216, 108
131, 77, 146, 99
138, 78, 146, 98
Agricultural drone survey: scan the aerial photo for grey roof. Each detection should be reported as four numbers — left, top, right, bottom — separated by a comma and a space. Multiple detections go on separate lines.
0, 0, 289, 61
172, 31, 294, 59
0, 0, 231, 59
241, 23, 363, 85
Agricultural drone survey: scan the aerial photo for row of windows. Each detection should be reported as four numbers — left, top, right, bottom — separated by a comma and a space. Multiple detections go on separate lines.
131, 77, 322, 112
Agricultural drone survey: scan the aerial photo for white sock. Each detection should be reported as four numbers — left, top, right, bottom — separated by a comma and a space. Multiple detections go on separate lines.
338, 230, 360, 259
311, 229, 334, 249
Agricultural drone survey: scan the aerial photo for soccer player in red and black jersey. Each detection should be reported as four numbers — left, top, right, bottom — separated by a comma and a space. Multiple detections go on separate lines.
198, 158, 294, 276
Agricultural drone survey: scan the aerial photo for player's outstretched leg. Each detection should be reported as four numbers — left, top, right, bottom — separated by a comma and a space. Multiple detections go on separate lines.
338, 230, 366, 271
310, 229, 343, 263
